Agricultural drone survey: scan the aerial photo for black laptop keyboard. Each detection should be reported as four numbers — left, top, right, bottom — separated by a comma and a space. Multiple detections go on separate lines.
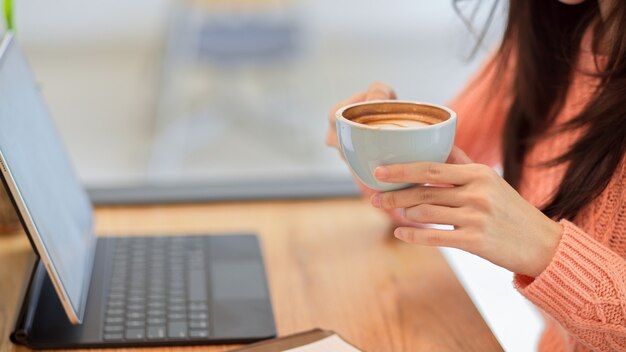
102, 237, 211, 341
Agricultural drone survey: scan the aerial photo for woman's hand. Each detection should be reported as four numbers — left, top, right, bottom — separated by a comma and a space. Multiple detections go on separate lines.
325, 82, 397, 150
370, 147, 564, 277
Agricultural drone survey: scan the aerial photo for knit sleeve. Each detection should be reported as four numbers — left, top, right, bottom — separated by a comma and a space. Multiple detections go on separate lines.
514, 220, 626, 351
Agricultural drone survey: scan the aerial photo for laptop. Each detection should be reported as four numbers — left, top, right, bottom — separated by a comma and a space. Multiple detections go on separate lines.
0, 33, 276, 349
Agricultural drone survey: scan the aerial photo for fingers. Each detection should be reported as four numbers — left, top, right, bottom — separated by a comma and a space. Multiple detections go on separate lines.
327, 82, 396, 128
365, 81, 397, 101
371, 185, 463, 209
328, 91, 368, 126
356, 180, 378, 198
394, 227, 468, 249
446, 146, 473, 165
402, 204, 464, 226
374, 162, 492, 186
325, 129, 338, 148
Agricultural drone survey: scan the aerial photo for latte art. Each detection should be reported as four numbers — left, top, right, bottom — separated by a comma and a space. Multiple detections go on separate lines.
362, 119, 430, 128
350, 113, 442, 129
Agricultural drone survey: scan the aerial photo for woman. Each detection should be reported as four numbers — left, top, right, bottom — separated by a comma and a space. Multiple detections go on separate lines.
326, 0, 625, 351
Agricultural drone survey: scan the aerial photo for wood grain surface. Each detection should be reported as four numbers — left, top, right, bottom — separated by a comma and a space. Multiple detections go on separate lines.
0, 198, 502, 352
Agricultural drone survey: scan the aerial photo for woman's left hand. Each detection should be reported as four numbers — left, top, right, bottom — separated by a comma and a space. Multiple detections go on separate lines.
370, 147, 564, 278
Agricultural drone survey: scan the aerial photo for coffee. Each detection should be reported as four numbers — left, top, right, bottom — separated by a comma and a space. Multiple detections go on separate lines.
343, 102, 450, 129
350, 113, 441, 128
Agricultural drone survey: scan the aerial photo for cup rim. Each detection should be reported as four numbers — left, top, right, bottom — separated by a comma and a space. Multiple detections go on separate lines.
335, 100, 457, 131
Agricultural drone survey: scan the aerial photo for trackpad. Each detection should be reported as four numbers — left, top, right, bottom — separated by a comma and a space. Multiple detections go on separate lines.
211, 261, 274, 338
211, 262, 267, 300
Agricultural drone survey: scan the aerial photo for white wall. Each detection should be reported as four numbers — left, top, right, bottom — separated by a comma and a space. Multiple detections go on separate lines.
15, 0, 170, 46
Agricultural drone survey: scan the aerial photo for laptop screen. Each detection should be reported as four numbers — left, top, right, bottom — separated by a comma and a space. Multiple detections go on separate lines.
0, 35, 95, 323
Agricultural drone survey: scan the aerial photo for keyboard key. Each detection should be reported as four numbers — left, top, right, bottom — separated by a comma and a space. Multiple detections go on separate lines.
148, 293, 166, 301
189, 321, 208, 329
103, 333, 124, 341
126, 320, 145, 328
127, 304, 145, 311
168, 312, 186, 321
128, 296, 145, 304
168, 297, 185, 304
147, 326, 167, 340
109, 285, 125, 292
108, 293, 125, 300
110, 279, 126, 286
169, 290, 185, 298
168, 304, 185, 312
168, 322, 188, 339
189, 302, 208, 311
106, 309, 124, 316
190, 312, 208, 320
107, 300, 124, 307
127, 296, 145, 304
105, 317, 124, 325
125, 328, 145, 340
104, 325, 124, 333
148, 302, 165, 309
148, 309, 166, 317
190, 330, 209, 338
169, 282, 185, 290
126, 312, 145, 320
147, 317, 166, 325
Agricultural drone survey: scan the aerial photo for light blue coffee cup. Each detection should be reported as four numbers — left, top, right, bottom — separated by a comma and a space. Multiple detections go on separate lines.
336, 100, 457, 192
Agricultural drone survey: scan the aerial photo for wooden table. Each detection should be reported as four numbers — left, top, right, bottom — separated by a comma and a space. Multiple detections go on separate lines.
0, 199, 502, 352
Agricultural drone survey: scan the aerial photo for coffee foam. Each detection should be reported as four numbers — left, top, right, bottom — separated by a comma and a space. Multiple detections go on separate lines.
350, 113, 441, 129
358, 119, 431, 128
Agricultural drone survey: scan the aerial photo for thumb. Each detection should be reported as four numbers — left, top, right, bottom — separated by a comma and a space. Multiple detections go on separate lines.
365, 82, 397, 101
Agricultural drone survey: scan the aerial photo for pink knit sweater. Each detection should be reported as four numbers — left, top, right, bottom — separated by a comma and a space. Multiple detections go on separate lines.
449, 33, 626, 351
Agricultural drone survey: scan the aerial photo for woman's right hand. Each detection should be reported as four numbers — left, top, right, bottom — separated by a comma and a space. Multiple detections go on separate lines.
325, 82, 397, 151
326, 82, 411, 225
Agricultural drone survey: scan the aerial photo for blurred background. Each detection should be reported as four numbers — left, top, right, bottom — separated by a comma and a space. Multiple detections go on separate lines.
14, 0, 504, 203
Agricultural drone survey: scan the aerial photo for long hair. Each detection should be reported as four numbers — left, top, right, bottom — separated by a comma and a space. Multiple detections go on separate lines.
474, 0, 626, 220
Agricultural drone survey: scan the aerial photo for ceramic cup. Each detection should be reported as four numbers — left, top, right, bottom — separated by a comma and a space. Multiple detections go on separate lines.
335, 100, 457, 192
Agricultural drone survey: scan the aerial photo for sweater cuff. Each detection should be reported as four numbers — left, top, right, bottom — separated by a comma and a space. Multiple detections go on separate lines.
513, 219, 624, 319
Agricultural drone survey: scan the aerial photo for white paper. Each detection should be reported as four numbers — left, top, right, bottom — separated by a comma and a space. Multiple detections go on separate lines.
282, 335, 361, 352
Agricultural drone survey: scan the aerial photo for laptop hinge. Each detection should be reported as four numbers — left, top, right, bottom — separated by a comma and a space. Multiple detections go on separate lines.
10, 258, 46, 344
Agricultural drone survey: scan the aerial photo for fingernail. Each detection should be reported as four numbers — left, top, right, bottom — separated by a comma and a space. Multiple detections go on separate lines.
371, 193, 381, 208
399, 208, 407, 218
375, 166, 389, 180
394, 228, 406, 239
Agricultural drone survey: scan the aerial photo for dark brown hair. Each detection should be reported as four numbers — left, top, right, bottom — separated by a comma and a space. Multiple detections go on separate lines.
490, 0, 626, 219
